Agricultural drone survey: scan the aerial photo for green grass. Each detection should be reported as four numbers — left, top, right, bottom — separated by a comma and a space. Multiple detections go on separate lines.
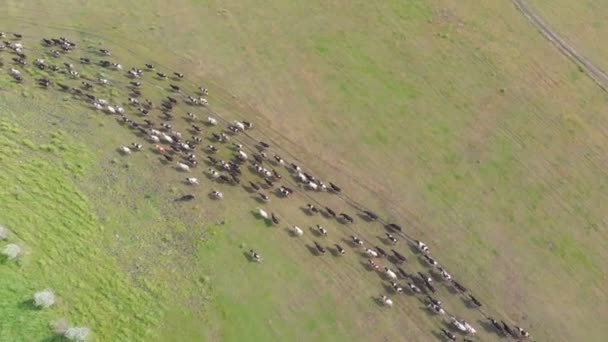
197, 224, 339, 341
0, 119, 162, 341
0, 0, 607, 341
0, 41, 430, 341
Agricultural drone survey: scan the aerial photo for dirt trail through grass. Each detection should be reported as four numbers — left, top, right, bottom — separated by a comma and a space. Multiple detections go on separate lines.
513, 0, 608, 92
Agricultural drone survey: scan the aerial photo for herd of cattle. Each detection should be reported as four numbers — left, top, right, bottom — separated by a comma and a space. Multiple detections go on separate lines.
0, 31, 533, 341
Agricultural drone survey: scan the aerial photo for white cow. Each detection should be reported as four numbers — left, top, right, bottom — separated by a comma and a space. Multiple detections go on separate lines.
186, 177, 199, 185
381, 295, 393, 307
450, 317, 468, 332
366, 248, 379, 257
207, 117, 218, 125
292, 226, 304, 236
297, 172, 308, 183
384, 268, 397, 280
464, 322, 477, 335
307, 181, 318, 190
177, 162, 190, 172
160, 134, 174, 144
257, 208, 269, 220
234, 121, 245, 131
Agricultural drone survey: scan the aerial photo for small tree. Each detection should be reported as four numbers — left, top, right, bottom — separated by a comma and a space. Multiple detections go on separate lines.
64, 327, 91, 342
34, 289, 55, 309
2, 243, 21, 260
0, 226, 8, 240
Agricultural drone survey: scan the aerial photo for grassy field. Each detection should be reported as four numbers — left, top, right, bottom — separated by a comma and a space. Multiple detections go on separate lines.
0, 107, 162, 340
0, 59, 410, 341
1, 0, 608, 341
529, 0, 608, 72
0, 73, 394, 341
0, 60, 449, 341
0, 16, 449, 342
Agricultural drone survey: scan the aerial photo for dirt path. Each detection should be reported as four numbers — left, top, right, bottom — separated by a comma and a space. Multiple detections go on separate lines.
512, 0, 608, 93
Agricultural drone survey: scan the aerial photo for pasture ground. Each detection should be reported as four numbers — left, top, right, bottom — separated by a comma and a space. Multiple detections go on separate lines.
529, 0, 608, 73
1, 0, 607, 341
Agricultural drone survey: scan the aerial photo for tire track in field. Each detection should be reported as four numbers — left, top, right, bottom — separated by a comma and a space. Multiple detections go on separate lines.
511, 0, 608, 264
512, 0, 608, 93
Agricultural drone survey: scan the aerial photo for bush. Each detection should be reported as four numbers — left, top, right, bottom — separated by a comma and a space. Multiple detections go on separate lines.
64, 327, 91, 342
2, 243, 21, 260
0, 226, 8, 240
34, 289, 55, 309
